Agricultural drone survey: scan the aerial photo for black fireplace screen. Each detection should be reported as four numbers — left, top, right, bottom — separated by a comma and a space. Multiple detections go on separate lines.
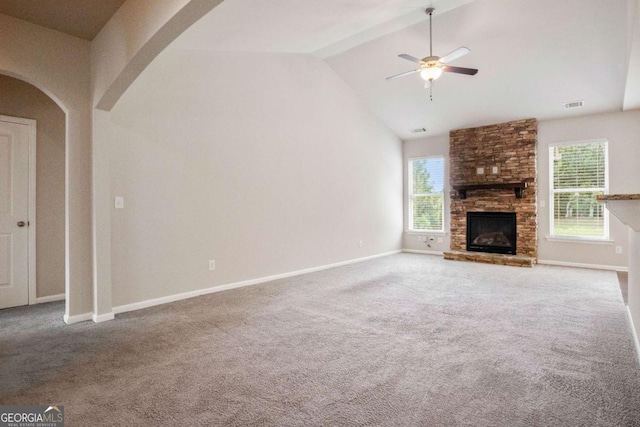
467, 212, 516, 255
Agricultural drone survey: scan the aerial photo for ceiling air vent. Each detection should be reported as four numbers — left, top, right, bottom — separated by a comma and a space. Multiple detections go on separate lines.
564, 100, 584, 109
410, 127, 428, 134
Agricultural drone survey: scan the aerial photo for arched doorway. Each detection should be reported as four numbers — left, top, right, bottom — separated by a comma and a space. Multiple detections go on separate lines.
0, 73, 67, 314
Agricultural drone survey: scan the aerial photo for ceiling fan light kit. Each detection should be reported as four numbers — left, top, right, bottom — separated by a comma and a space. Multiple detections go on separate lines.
420, 64, 443, 81
386, 7, 478, 100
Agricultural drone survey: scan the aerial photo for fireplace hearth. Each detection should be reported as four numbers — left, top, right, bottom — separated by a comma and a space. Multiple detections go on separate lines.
467, 212, 516, 255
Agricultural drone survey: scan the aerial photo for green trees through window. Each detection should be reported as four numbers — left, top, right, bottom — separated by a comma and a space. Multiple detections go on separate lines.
550, 141, 608, 238
409, 157, 444, 231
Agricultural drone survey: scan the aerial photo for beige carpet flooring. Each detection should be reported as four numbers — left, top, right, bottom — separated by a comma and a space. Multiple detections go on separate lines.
1, 254, 639, 426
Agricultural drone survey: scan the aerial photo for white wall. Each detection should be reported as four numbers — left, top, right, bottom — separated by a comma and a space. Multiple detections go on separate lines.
537, 110, 640, 269
402, 109, 640, 270
0, 75, 65, 298
89, 0, 226, 320
107, 49, 403, 307
403, 134, 450, 253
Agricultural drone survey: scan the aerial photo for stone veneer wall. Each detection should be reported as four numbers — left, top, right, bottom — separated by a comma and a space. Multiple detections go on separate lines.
449, 118, 537, 258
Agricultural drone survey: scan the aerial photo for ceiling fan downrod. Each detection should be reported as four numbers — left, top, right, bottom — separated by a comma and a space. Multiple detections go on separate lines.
426, 7, 434, 57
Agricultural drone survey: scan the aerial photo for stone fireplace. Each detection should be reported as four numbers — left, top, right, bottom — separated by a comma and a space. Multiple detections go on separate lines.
444, 118, 538, 267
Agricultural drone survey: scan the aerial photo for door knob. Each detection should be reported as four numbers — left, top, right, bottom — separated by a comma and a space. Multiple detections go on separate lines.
17, 221, 26, 227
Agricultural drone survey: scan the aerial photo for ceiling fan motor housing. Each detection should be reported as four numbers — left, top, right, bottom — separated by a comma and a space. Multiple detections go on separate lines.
421, 56, 440, 65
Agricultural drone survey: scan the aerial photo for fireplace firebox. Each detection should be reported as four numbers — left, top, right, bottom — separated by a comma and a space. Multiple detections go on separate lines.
467, 212, 516, 255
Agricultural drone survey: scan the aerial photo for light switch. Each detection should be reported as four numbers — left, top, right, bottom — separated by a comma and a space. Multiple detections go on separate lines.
492, 166, 499, 174
115, 196, 124, 209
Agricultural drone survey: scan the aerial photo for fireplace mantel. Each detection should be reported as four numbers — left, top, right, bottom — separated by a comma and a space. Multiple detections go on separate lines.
452, 181, 531, 199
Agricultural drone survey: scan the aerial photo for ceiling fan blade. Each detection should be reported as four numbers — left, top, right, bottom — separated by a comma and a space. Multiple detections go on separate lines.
398, 54, 423, 64
386, 69, 421, 80
439, 47, 470, 64
442, 65, 478, 75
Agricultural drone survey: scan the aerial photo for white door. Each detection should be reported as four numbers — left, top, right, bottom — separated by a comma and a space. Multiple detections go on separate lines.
0, 118, 30, 309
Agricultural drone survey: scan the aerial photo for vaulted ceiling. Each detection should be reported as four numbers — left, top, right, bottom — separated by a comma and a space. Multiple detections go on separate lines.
173, 0, 640, 139
2, 0, 638, 139
0, 0, 126, 40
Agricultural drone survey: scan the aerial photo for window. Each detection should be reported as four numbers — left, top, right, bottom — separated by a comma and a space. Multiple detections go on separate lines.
549, 140, 608, 239
408, 156, 445, 232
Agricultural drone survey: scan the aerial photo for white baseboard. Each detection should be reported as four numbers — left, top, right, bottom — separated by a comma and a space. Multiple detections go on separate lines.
627, 306, 640, 366
402, 249, 444, 256
36, 293, 65, 304
537, 259, 628, 272
113, 250, 403, 315
63, 312, 92, 325
93, 312, 115, 323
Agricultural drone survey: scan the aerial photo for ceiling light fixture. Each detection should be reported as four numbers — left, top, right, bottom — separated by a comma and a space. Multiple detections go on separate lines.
385, 8, 478, 101
420, 65, 443, 82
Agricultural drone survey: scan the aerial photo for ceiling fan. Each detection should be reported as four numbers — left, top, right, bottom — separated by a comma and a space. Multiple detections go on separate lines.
386, 7, 478, 100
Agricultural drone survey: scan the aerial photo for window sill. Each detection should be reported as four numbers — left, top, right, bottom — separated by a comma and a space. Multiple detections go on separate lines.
544, 235, 613, 245
405, 230, 448, 235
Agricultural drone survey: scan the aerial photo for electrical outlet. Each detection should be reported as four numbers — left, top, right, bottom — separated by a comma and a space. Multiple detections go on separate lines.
615, 246, 623, 255
208, 260, 216, 271
358, 240, 363, 248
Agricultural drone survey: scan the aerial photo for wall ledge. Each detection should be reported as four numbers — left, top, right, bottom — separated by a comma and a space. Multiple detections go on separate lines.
544, 236, 614, 245
597, 194, 640, 232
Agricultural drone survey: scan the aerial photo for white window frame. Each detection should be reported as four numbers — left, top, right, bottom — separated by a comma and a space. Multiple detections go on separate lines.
548, 139, 609, 241
408, 155, 445, 233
